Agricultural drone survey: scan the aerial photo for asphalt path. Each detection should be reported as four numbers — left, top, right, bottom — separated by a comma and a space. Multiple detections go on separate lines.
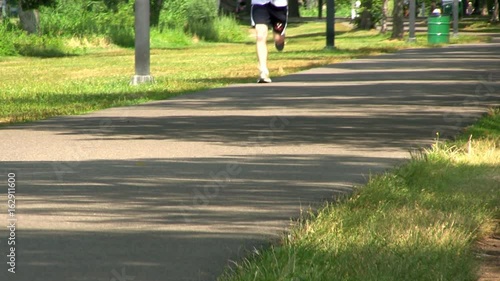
0, 38, 499, 281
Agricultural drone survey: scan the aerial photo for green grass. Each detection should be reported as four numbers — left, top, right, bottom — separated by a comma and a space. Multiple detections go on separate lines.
218, 110, 499, 281
0, 21, 491, 125
456, 108, 500, 141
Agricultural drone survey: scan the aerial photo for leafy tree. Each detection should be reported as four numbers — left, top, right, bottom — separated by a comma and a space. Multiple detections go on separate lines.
19, 0, 54, 9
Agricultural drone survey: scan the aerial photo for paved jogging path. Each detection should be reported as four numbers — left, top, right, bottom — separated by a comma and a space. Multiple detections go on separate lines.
1, 38, 499, 281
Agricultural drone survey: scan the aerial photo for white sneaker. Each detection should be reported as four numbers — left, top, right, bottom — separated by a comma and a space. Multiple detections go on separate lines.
257, 71, 272, 83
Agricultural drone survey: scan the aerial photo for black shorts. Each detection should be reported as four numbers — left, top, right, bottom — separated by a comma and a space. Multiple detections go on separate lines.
251, 3, 288, 35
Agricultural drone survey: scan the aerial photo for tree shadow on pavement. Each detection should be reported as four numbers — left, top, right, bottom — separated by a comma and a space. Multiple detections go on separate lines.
0, 154, 397, 281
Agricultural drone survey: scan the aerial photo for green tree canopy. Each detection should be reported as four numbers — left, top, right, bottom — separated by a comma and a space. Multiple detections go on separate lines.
20, 0, 56, 10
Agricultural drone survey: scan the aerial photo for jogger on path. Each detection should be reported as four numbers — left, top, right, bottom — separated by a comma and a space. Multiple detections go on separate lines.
251, 0, 288, 83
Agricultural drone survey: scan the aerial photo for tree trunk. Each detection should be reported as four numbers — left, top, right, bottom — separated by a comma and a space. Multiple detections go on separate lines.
18, 1, 40, 34
359, 10, 373, 29
380, 0, 389, 33
289, 0, 300, 17
391, 0, 404, 39
150, 0, 163, 26
492, 0, 499, 22
358, 0, 374, 29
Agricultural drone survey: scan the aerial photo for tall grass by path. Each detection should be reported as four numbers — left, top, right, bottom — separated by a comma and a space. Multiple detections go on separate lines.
455, 108, 500, 141
218, 110, 499, 281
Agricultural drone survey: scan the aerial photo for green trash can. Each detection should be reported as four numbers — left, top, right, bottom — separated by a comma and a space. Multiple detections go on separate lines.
428, 15, 450, 44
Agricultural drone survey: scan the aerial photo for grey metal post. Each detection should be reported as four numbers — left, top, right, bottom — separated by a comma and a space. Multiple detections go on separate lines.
326, 0, 335, 49
408, 0, 416, 42
453, 0, 459, 37
131, 0, 154, 85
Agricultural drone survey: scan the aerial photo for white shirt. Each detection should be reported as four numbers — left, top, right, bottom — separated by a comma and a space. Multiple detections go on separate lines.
251, 0, 288, 7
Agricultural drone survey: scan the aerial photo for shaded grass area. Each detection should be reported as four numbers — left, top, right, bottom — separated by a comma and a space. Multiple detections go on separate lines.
218, 111, 499, 281
0, 22, 490, 125
461, 19, 500, 33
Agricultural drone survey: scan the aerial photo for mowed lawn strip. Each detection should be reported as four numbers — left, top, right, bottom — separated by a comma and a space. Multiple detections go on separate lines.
0, 22, 488, 125
218, 109, 499, 281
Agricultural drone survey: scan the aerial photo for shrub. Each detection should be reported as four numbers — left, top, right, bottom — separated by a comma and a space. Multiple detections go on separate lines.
30, 0, 246, 50
40, 0, 109, 37
185, 0, 218, 41
0, 22, 18, 56
105, 2, 135, 47
186, 0, 218, 24
150, 28, 191, 48
159, 0, 188, 30
107, 26, 134, 47
212, 16, 247, 43
0, 20, 68, 57
39, 0, 134, 47
14, 34, 68, 57
158, 0, 245, 43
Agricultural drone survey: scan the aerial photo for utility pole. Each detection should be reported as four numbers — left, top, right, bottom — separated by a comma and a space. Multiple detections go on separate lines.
131, 0, 154, 85
408, 0, 416, 42
326, 0, 335, 49
453, 0, 459, 37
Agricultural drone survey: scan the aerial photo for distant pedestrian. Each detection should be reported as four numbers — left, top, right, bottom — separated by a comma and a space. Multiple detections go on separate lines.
430, 2, 441, 15
466, 1, 474, 15
251, 0, 288, 83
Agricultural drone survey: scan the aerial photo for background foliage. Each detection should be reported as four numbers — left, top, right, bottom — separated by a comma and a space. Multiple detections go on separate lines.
2, 0, 497, 57
1, 0, 248, 54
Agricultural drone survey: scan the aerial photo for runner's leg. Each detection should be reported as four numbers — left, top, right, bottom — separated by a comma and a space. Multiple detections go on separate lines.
270, 5, 288, 51
251, 4, 272, 82
255, 24, 269, 75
